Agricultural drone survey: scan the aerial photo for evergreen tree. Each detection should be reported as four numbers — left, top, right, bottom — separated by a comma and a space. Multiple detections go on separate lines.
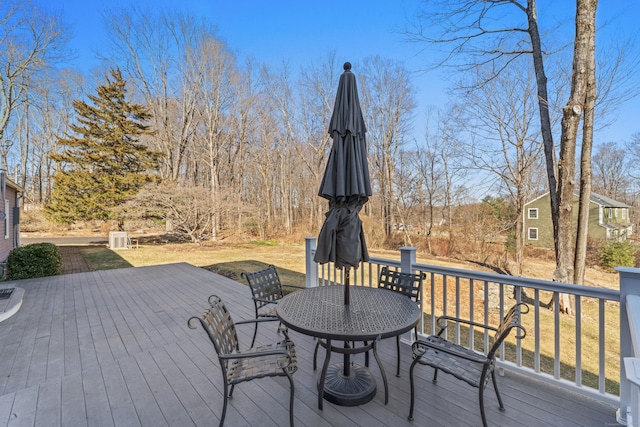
45, 68, 159, 225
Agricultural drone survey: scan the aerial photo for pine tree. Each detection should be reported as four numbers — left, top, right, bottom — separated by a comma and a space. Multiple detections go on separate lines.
45, 68, 159, 225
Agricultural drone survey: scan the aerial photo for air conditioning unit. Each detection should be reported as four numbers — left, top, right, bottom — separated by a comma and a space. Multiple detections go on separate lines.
109, 231, 129, 250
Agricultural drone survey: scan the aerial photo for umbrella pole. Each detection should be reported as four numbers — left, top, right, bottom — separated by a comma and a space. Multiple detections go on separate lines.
344, 268, 350, 305
343, 268, 351, 376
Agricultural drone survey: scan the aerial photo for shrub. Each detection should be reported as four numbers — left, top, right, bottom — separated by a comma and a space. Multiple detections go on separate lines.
600, 240, 637, 272
6, 243, 62, 280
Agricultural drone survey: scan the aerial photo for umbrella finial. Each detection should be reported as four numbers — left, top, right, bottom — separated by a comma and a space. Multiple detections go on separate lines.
343, 62, 352, 71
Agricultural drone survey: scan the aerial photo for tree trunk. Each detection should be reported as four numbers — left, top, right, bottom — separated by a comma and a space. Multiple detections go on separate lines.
526, 0, 559, 253
553, 0, 598, 313
574, 1, 598, 285
514, 195, 524, 276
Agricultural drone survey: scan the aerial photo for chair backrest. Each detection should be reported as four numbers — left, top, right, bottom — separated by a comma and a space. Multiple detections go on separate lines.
378, 266, 425, 302
242, 265, 285, 309
188, 295, 239, 364
487, 303, 528, 358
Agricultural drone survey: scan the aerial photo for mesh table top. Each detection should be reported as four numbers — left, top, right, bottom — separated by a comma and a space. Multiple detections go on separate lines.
277, 285, 420, 341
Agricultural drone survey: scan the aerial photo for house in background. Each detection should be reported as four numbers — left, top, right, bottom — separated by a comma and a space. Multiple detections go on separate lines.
523, 191, 632, 248
0, 172, 24, 267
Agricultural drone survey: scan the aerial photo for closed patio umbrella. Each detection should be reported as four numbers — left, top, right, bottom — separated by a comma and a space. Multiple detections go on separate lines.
313, 62, 375, 406
314, 62, 371, 305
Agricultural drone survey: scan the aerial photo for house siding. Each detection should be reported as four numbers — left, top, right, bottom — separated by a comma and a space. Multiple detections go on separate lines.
524, 195, 555, 248
0, 176, 23, 262
523, 192, 631, 249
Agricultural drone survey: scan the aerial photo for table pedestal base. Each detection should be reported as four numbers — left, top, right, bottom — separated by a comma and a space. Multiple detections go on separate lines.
321, 363, 376, 406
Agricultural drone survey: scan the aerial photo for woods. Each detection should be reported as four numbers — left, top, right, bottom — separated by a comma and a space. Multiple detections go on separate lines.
3, 2, 640, 279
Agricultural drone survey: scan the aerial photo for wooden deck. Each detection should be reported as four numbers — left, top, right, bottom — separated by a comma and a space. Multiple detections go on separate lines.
0, 263, 619, 426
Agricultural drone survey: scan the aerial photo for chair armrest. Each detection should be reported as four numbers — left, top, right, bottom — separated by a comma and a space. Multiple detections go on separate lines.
435, 315, 499, 336
220, 340, 296, 367
235, 317, 280, 326
252, 297, 278, 305
412, 338, 489, 365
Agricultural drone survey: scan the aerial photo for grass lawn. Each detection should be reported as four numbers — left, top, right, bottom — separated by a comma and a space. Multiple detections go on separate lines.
81, 240, 312, 286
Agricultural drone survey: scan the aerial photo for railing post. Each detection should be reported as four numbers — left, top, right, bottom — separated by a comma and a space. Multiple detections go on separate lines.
400, 247, 417, 273
400, 246, 419, 341
305, 237, 318, 288
618, 267, 640, 426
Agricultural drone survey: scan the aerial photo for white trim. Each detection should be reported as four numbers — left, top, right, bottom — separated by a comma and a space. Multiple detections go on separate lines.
528, 227, 538, 240
528, 208, 538, 219
3, 200, 8, 239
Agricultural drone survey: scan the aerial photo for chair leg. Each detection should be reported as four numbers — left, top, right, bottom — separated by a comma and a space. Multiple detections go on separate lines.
318, 339, 332, 410
220, 382, 228, 427
313, 340, 320, 370
395, 336, 401, 377
285, 370, 295, 427
432, 368, 438, 383
479, 384, 488, 427
491, 370, 505, 410
372, 341, 388, 405
408, 357, 420, 421
250, 322, 259, 348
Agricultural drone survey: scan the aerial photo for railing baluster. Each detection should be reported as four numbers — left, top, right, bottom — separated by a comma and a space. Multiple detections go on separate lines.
484, 280, 489, 354
455, 276, 461, 345
469, 278, 475, 351
430, 272, 436, 336
443, 274, 449, 340
599, 299, 605, 394
515, 285, 522, 367
554, 292, 560, 380
576, 295, 582, 387
534, 288, 540, 373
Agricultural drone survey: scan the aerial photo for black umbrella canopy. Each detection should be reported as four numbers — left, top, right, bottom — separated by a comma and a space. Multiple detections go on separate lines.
314, 62, 372, 272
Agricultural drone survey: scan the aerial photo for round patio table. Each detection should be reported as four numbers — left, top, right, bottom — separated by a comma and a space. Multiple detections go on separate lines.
276, 285, 420, 409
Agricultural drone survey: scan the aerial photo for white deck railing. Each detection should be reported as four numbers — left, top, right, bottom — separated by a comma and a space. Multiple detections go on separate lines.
304, 238, 640, 426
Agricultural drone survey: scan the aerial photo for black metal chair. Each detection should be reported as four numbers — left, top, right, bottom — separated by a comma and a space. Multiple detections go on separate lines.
377, 266, 425, 376
312, 266, 425, 377
408, 302, 528, 427
242, 265, 305, 347
188, 295, 298, 427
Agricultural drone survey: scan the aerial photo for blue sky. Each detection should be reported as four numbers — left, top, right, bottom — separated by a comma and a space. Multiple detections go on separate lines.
41, 0, 640, 145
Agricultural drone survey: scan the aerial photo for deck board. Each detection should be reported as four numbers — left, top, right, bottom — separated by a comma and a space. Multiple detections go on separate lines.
0, 263, 619, 426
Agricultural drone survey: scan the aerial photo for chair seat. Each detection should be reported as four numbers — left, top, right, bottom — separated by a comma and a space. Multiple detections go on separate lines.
258, 306, 278, 318
415, 335, 493, 389
227, 339, 298, 385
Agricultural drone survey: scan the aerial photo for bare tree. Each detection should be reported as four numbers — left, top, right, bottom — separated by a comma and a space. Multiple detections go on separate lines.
438, 105, 469, 253
455, 61, 543, 274
104, 9, 202, 182
591, 142, 628, 199
359, 56, 416, 237
0, 1, 69, 171
561, 0, 597, 291
406, 0, 608, 313
297, 54, 341, 230
13, 69, 84, 202
410, 110, 447, 254
188, 34, 238, 241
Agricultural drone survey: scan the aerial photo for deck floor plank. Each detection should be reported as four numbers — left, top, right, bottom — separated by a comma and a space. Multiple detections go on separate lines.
0, 263, 619, 426
9, 385, 38, 427
60, 373, 86, 427
35, 378, 62, 427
